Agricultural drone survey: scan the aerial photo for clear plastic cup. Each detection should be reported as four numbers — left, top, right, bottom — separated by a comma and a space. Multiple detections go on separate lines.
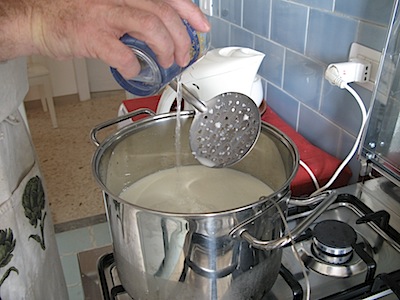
111, 19, 210, 97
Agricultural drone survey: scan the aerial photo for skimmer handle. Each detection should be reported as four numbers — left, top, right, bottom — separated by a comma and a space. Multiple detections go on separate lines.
169, 80, 207, 113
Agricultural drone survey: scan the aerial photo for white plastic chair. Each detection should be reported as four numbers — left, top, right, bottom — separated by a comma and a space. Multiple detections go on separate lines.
26, 60, 58, 128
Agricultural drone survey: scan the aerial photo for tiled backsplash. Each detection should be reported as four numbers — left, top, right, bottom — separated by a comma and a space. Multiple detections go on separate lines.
209, 0, 395, 182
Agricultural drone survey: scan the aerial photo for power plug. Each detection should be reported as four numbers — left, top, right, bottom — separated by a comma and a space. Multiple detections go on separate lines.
325, 60, 371, 89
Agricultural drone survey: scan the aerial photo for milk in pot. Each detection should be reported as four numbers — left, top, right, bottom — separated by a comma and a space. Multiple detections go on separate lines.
119, 165, 274, 213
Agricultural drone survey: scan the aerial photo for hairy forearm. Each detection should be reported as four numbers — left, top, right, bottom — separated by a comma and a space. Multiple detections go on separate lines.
0, 0, 210, 78
0, 0, 37, 61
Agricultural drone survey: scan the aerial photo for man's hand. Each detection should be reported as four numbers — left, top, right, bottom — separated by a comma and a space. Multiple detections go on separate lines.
0, 0, 210, 78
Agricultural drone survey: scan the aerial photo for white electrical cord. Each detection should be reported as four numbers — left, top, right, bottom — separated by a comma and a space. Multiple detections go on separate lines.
299, 159, 320, 190
310, 83, 368, 196
260, 64, 367, 298
294, 62, 370, 197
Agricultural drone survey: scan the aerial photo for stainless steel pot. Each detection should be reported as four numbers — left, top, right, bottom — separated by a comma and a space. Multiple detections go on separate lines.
91, 109, 336, 300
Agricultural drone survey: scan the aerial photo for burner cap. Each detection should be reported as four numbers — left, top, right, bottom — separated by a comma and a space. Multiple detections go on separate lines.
313, 220, 357, 256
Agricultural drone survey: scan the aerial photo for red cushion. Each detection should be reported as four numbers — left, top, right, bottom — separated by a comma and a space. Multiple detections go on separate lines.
122, 97, 352, 196
122, 96, 160, 121
261, 107, 351, 196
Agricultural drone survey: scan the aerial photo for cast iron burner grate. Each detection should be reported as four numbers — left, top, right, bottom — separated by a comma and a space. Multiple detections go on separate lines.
97, 251, 400, 300
98, 253, 127, 300
97, 252, 304, 300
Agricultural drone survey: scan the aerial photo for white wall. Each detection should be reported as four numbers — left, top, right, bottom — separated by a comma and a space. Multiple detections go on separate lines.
25, 56, 121, 102
86, 58, 122, 92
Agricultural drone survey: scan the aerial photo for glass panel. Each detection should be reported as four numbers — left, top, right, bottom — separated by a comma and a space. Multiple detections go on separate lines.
362, 1, 400, 183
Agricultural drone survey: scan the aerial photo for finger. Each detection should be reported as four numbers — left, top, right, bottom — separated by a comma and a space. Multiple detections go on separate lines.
94, 34, 141, 79
109, 7, 179, 68
165, 0, 211, 32
150, 1, 193, 67
120, 1, 192, 67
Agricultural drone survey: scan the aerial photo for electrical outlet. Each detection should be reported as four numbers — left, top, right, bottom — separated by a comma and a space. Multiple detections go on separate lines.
199, 0, 213, 16
349, 43, 381, 91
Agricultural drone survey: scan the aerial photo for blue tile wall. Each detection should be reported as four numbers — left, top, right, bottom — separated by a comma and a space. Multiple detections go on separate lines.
283, 50, 324, 109
266, 84, 299, 129
209, 0, 395, 184
298, 104, 341, 155
357, 22, 388, 51
306, 10, 358, 64
255, 37, 284, 86
271, 0, 308, 53
321, 83, 372, 136
291, 0, 333, 11
243, 0, 270, 37
221, 0, 242, 25
335, 0, 394, 25
210, 18, 230, 48
230, 25, 254, 47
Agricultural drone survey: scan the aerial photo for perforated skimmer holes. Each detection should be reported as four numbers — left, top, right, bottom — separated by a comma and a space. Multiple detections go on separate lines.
189, 93, 261, 168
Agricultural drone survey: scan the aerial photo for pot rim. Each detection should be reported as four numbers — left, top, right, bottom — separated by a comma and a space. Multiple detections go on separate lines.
91, 111, 299, 217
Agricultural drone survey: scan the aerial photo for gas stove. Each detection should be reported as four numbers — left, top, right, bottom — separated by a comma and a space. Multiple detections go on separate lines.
78, 177, 400, 300
266, 178, 400, 299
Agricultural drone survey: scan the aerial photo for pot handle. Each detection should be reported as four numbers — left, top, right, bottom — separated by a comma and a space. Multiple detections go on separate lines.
230, 190, 337, 251
90, 108, 156, 147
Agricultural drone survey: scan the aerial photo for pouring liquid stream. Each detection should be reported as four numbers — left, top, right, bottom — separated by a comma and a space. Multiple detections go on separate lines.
173, 76, 190, 204
175, 75, 182, 168
174, 77, 217, 209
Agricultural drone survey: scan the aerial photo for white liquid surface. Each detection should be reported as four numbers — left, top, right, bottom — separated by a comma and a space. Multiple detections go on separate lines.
119, 165, 274, 213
